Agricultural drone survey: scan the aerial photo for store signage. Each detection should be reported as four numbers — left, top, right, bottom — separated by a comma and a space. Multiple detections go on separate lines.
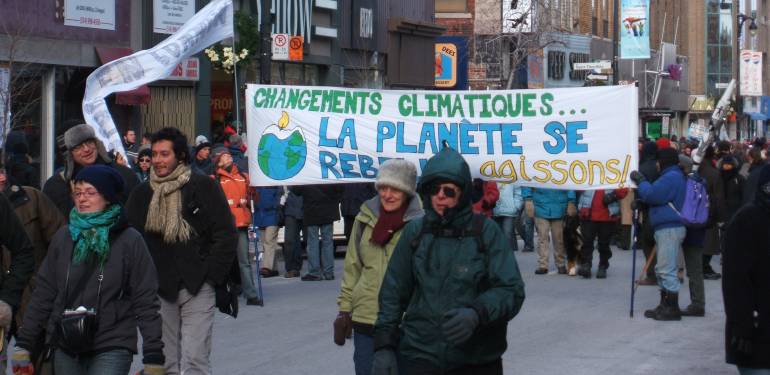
153, 0, 196, 34
166, 58, 200, 81
574, 61, 611, 71
64, 0, 116, 30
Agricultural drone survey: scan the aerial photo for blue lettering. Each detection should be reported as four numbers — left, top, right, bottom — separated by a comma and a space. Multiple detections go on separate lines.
319, 117, 338, 148
566, 121, 588, 153
543, 121, 566, 154
377, 121, 396, 152
419, 159, 429, 172
500, 123, 523, 154
478, 123, 500, 154
459, 121, 479, 154
378, 157, 393, 166
437, 123, 458, 150
359, 155, 377, 178
319, 151, 342, 178
396, 122, 417, 153
339, 119, 358, 150
339, 153, 361, 178
418, 123, 438, 154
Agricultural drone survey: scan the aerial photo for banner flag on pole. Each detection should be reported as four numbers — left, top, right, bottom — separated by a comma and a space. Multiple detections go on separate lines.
620, 0, 650, 59
82, 0, 233, 157
246, 84, 639, 190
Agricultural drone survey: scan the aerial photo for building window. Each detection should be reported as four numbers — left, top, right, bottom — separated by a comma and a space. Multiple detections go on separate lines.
548, 51, 565, 80
436, 0, 466, 12
705, 0, 733, 98
569, 53, 590, 81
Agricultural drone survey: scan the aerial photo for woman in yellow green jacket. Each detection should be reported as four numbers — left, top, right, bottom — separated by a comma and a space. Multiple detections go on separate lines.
336, 159, 423, 375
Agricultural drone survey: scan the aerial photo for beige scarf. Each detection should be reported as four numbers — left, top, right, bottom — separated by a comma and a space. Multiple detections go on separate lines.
146, 164, 194, 243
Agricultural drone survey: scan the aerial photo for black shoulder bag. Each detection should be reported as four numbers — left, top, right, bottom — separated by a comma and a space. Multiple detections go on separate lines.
56, 258, 103, 354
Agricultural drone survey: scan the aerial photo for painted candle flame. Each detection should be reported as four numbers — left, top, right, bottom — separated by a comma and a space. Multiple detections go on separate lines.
278, 111, 289, 129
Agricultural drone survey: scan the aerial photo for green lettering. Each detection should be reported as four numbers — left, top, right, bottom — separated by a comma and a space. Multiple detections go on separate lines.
398, 95, 412, 116
540, 93, 554, 116
522, 93, 536, 116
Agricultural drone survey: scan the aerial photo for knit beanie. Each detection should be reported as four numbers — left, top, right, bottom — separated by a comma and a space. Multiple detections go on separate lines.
376, 159, 418, 197
73, 165, 125, 204
655, 137, 671, 150
195, 141, 212, 155
195, 135, 209, 147
657, 148, 679, 171
211, 146, 230, 166
65, 124, 97, 150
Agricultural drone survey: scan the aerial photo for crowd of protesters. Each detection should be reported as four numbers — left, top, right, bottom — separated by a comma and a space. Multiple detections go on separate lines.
0, 123, 768, 375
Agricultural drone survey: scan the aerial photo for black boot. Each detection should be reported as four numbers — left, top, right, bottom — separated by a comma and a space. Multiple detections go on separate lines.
653, 291, 682, 321
577, 263, 591, 279
644, 290, 665, 319
680, 304, 705, 317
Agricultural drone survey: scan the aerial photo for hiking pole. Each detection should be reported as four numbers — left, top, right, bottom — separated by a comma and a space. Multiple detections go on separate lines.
630, 206, 639, 318
250, 199, 264, 306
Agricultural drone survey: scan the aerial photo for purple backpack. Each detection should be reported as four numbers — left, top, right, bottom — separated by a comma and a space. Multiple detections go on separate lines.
668, 173, 710, 227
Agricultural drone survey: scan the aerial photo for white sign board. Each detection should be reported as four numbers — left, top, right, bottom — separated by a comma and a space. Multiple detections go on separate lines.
573, 61, 612, 71
587, 74, 609, 81
246, 85, 640, 190
740, 50, 763, 97
153, 0, 196, 34
64, 0, 116, 30
272, 34, 290, 61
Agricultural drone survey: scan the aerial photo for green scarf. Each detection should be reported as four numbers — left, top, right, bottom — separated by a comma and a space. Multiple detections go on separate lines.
68, 204, 122, 264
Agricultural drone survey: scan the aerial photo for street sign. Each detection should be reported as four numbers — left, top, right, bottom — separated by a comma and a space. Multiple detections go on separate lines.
587, 74, 609, 81
289, 36, 304, 61
573, 61, 612, 71
715, 82, 729, 89
272, 33, 289, 60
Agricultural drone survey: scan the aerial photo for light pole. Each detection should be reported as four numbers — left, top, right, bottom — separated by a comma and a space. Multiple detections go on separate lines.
735, 12, 758, 140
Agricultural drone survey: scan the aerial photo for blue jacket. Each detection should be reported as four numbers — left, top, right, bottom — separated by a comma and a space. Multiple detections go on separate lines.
521, 188, 575, 219
253, 186, 282, 227
493, 183, 523, 217
637, 166, 686, 231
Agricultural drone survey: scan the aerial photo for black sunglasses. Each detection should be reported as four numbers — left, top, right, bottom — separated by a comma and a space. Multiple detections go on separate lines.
429, 184, 458, 198
138, 158, 151, 163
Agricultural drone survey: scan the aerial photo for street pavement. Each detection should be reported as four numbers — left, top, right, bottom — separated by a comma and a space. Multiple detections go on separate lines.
125, 244, 735, 375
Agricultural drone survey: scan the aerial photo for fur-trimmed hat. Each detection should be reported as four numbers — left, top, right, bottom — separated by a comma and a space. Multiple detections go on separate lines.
64, 124, 97, 150
376, 159, 417, 196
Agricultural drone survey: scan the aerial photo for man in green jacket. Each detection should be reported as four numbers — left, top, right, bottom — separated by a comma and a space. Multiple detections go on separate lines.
372, 147, 526, 375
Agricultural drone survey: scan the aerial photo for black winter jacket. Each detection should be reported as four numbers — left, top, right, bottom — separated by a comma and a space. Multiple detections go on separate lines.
0, 194, 35, 310
341, 183, 377, 216
126, 171, 237, 301
723, 195, 770, 369
15, 216, 164, 364
294, 184, 343, 226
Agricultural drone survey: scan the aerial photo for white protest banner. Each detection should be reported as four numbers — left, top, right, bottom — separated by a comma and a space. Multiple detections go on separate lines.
82, 0, 233, 157
246, 85, 639, 190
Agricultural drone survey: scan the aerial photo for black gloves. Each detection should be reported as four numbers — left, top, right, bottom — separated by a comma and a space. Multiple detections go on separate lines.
602, 191, 618, 206
441, 308, 479, 344
372, 348, 398, 375
630, 171, 646, 185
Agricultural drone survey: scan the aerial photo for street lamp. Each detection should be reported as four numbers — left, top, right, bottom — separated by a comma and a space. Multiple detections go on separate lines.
735, 13, 758, 141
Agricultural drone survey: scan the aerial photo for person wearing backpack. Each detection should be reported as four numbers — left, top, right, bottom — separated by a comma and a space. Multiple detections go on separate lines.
630, 147, 687, 321
335, 159, 423, 375
677, 155, 707, 318
372, 147, 525, 375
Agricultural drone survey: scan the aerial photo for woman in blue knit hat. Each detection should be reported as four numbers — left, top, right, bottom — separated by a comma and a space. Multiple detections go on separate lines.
11, 165, 164, 375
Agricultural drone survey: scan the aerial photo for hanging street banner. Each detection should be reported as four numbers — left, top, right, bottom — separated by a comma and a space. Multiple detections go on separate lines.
620, 0, 650, 59
82, 0, 233, 157
246, 85, 639, 190
740, 50, 763, 97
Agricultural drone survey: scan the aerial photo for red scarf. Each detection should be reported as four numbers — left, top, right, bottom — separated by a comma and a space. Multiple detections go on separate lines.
370, 203, 408, 247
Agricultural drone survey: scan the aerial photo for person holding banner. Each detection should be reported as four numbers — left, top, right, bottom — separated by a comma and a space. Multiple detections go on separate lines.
294, 184, 343, 281
336, 159, 422, 375
631, 147, 687, 321
126, 127, 237, 375
373, 147, 524, 375
522, 187, 577, 275
43, 124, 139, 218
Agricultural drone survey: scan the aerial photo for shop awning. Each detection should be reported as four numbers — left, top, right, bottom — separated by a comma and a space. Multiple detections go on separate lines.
746, 112, 769, 121
95, 47, 151, 105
